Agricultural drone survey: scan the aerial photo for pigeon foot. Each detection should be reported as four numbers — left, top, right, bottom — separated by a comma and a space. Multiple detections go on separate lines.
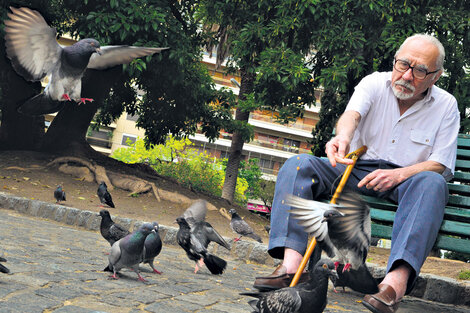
152, 268, 162, 274
110, 273, 119, 280
61, 94, 72, 101
234, 237, 240, 242
334, 261, 340, 272
137, 274, 148, 282
79, 97, 94, 104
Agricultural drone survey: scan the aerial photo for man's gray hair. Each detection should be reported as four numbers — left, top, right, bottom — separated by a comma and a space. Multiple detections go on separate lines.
395, 34, 445, 71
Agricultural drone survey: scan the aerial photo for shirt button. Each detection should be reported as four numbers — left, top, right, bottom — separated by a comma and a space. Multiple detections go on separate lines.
392, 140, 395, 143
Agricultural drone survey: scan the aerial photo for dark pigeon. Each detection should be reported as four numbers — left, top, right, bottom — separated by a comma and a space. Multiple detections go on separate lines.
54, 185, 66, 203
228, 209, 263, 243
187, 217, 231, 252
106, 222, 156, 282
175, 217, 227, 275
0, 256, 10, 274
97, 182, 115, 208
4, 6, 169, 115
241, 258, 338, 313
286, 190, 378, 294
142, 222, 163, 274
98, 209, 130, 246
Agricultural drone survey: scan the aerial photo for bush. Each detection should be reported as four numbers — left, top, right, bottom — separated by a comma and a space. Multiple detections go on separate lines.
112, 137, 249, 205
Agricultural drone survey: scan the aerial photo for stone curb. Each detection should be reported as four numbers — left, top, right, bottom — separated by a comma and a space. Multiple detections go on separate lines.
0, 192, 468, 307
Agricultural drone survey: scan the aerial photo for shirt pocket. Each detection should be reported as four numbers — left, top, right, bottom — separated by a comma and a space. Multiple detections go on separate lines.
410, 129, 435, 146
406, 129, 435, 164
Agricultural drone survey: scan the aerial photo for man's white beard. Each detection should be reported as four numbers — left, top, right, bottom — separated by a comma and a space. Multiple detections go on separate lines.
392, 79, 416, 100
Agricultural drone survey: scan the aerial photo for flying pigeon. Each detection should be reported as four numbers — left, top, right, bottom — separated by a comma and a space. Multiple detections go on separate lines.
4, 6, 169, 115
0, 256, 10, 274
228, 209, 263, 243
286, 191, 378, 294
241, 258, 338, 313
142, 221, 163, 274
98, 209, 130, 247
175, 217, 227, 275
106, 222, 156, 282
187, 217, 231, 252
54, 185, 66, 203
97, 182, 115, 208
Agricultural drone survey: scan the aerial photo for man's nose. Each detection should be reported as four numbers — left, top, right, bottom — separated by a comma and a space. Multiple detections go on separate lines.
402, 67, 414, 81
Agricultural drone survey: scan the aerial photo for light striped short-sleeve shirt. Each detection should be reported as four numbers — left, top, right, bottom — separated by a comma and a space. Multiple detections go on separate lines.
345, 71, 460, 181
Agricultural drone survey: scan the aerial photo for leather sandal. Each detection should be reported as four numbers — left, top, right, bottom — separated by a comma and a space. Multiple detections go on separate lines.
253, 264, 309, 291
362, 283, 400, 313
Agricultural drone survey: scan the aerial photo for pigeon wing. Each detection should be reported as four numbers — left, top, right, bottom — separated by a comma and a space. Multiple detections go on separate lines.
203, 222, 230, 250
182, 200, 208, 223
87, 46, 169, 70
109, 224, 130, 244
285, 195, 332, 241
261, 288, 302, 313
4, 7, 62, 81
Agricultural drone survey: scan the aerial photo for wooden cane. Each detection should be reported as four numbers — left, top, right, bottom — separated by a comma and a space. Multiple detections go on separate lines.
289, 145, 367, 287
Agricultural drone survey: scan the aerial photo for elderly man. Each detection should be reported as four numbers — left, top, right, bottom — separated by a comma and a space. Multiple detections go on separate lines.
253, 34, 460, 313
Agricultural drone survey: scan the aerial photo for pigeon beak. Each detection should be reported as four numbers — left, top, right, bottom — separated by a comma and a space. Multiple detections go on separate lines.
95, 48, 102, 55
330, 269, 339, 280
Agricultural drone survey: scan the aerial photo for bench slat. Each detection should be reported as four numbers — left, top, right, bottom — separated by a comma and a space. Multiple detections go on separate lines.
448, 194, 470, 208
370, 208, 470, 237
448, 183, 470, 196
371, 224, 470, 254
452, 171, 470, 184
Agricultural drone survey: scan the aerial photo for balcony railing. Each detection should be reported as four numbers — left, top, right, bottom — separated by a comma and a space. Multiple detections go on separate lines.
251, 138, 311, 155
250, 112, 314, 132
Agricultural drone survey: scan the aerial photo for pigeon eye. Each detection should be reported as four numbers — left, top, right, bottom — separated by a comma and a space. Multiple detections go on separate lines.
322, 264, 328, 269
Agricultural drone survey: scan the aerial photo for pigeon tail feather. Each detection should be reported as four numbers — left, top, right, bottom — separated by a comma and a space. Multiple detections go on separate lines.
18, 93, 66, 115
203, 254, 227, 275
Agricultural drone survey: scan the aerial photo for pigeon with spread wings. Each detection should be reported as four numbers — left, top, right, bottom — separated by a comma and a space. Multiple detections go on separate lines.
4, 6, 169, 115
286, 191, 378, 294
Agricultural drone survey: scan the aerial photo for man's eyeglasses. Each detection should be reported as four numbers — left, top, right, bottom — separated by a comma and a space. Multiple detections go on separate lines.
393, 58, 440, 80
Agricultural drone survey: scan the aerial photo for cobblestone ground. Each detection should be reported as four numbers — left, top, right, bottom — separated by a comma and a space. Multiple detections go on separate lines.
0, 209, 467, 313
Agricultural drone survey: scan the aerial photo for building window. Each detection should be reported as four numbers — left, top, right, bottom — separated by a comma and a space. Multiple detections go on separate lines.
282, 138, 300, 153
259, 158, 275, 174
86, 128, 112, 148
126, 113, 139, 122
121, 134, 137, 146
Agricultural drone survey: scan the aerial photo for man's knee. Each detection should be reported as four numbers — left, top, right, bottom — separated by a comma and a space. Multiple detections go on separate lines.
411, 171, 447, 193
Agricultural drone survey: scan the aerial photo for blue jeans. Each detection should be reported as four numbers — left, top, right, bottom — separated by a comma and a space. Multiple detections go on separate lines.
268, 154, 448, 292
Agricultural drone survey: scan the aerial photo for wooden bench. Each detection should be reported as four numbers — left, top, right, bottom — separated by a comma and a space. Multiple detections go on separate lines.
364, 133, 470, 254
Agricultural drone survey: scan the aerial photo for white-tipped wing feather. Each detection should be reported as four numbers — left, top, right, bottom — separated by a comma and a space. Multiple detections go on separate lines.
87, 46, 169, 69
286, 195, 338, 241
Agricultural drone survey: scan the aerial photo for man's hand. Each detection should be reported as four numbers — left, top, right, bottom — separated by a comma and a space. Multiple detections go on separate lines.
358, 168, 406, 192
325, 135, 355, 167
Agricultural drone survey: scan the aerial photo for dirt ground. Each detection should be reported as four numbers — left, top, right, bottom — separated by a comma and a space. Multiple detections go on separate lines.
0, 150, 469, 281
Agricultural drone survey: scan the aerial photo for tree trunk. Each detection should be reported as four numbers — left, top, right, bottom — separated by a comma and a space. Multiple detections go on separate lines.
0, 53, 45, 151
41, 67, 122, 157
221, 69, 255, 203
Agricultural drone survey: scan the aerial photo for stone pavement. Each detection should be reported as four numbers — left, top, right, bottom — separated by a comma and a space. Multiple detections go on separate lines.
0, 193, 469, 312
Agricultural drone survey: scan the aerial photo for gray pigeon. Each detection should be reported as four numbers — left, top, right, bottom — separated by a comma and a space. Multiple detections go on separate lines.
228, 209, 263, 243
4, 6, 169, 115
286, 191, 378, 294
54, 185, 66, 203
142, 222, 163, 274
97, 182, 115, 208
241, 258, 338, 313
106, 222, 156, 282
98, 209, 130, 246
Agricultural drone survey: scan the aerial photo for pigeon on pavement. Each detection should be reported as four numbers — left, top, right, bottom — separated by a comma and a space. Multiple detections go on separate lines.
286, 190, 378, 294
176, 217, 227, 275
0, 256, 10, 274
54, 185, 66, 203
98, 209, 130, 247
97, 182, 115, 208
4, 6, 169, 115
241, 258, 338, 313
228, 209, 263, 243
106, 222, 156, 282
142, 221, 163, 274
